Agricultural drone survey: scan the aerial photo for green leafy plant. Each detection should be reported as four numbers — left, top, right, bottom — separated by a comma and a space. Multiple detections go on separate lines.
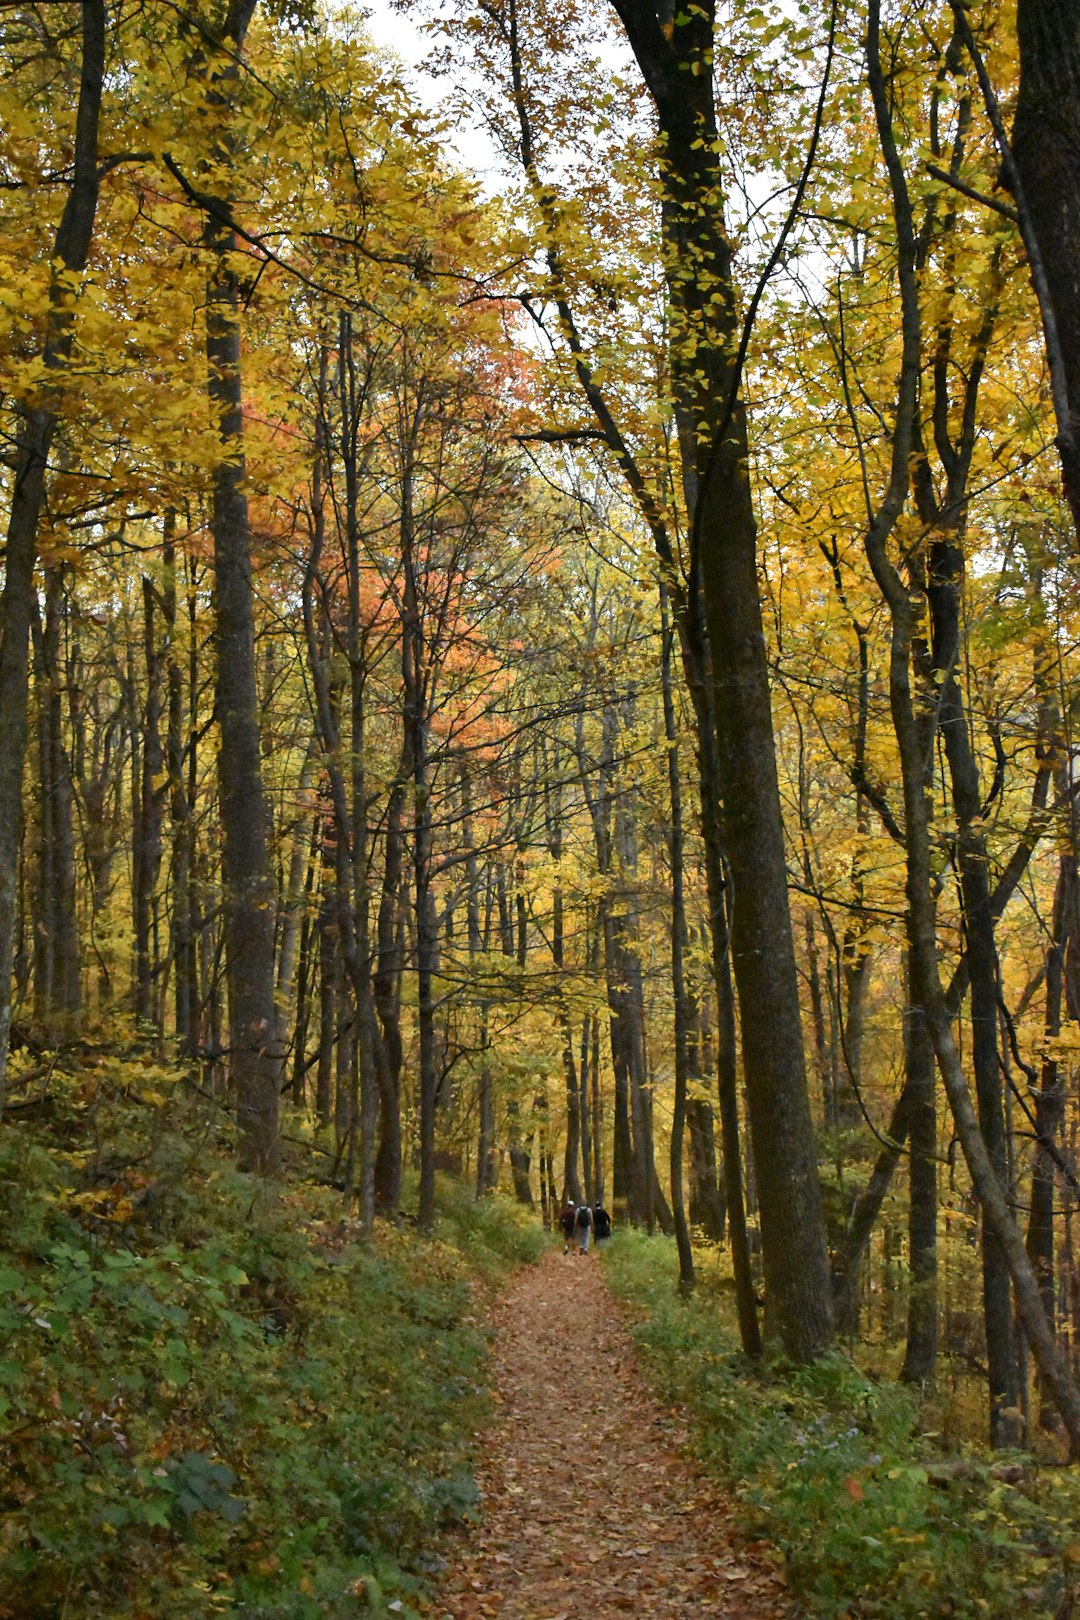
604, 1231, 1080, 1620
0, 1076, 540, 1619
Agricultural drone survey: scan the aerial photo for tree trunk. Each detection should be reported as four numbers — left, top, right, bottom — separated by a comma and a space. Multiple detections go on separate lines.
546, 762, 582, 1204
316, 883, 336, 1129
866, 0, 1080, 1451
901, 989, 938, 1383
134, 564, 168, 1029
0, 0, 104, 1108
33, 568, 82, 1036
167, 544, 199, 1059
608, 0, 833, 1359
399, 429, 439, 1230
661, 581, 694, 1290
1028, 846, 1074, 1427
507, 1100, 533, 1205
1013, 0, 1080, 534
373, 774, 405, 1210
927, 535, 1019, 1444
198, 0, 281, 1171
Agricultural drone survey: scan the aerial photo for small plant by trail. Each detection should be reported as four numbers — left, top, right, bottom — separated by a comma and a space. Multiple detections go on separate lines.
0, 1055, 543, 1620
604, 1231, 1080, 1620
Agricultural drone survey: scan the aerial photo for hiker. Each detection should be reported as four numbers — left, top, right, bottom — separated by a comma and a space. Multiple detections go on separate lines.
574, 1202, 593, 1254
560, 1198, 577, 1254
593, 1199, 612, 1246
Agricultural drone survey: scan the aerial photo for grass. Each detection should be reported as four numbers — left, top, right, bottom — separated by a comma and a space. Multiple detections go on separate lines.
0, 1059, 544, 1620
603, 1229, 1080, 1620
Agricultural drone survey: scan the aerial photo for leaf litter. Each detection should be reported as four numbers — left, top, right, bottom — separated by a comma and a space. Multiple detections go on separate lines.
434, 1248, 794, 1620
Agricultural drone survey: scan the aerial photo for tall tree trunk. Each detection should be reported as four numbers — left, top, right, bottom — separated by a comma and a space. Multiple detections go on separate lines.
340, 311, 377, 1229
0, 0, 104, 1108
1012, 0, 1080, 534
609, 0, 833, 1359
288, 813, 321, 1107
373, 773, 405, 1209
577, 697, 640, 1223
316, 881, 336, 1130
33, 568, 82, 1036
1028, 845, 1074, 1427
901, 986, 938, 1383
399, 425, 439, 1231
660, 581, 694, 1290
274, 742, 317, 1018
926, 535, 1019, 1444
507, 1100, 533, 1205
865, 0, 1080, 1453
197, 0, 281, 1171
135, 562, 168, 1029
545, 751, 582, 1203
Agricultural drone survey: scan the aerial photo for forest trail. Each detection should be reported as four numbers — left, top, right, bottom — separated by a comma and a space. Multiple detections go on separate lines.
437, 1246, 794, 1620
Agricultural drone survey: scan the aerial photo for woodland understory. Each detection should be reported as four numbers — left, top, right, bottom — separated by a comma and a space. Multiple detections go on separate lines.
5, 0, 1080, 1613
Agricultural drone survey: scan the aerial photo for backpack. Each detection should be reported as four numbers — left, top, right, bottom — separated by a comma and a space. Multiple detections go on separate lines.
575, 1205, 592, 1229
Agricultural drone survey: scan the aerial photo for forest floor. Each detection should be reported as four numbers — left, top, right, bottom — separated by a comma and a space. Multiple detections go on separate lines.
436, 1245, 796, 1620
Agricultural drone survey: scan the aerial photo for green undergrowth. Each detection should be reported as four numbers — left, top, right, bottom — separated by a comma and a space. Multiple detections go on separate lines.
604, 1230, 1080, 1620
0, 1057, 544, 1620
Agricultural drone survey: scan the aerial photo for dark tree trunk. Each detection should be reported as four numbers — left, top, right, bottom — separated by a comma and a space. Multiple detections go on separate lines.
463, 775, 497, 1199
927, 535, 1019, 1444
316, 884, 336, 1129
399, 439, 438, 1231
198, 0, 281, 1171
339, 312, 377, 1227
901, 990, 938, 1383
507, 1100, 533, 1205
590, 1012, 603, 1201
134, 565, 168, 1028
865, 0, 1080, 1453
546, 761, 582, 1204
167, 545, 199, 1058
687, 1096, 726, 1242
607, 0, 833, 1358
1028, 845, 1075, 1427
33, 569, 81, 1036
0, 0, 104, 1107
661, 581, 694, 1290
577, 698, 642, 1224
373, 774, 405, 1210
288, 815, 320, 1107
1013, 0, 1080, 534
274, 744, 317, 1020
476, 1008, 497, 1198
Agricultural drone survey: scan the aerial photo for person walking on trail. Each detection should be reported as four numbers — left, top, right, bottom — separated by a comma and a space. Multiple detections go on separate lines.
593, 1199, 612, 1247
574, 1202, 593, 1254
560, 1199, 577, 1254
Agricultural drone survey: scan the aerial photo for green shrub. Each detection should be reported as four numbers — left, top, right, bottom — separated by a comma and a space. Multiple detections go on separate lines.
431, 1175, 547, 1279
603, 1230, 1080, 1620
0, 1079, 541, 1620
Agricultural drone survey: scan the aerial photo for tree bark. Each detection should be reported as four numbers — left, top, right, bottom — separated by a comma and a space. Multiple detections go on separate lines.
373, 772, 405, 1209
865, 0, 1080, 1455
1012, 0, 1080, 534
608, 0, 832, 1357
198, 0, 282, 1171
33, 568, 82, 1036
0, 0, 104, 1110
660, 581, 694, 1289
901, 990, 938, 1383
134, 563, 168, 1029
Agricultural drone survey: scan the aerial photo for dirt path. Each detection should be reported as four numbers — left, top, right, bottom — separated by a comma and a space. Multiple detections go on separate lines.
437, 1246, 794, 1620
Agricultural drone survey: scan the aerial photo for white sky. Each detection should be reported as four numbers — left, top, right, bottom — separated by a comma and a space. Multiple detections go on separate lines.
359, 0, 507, 187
